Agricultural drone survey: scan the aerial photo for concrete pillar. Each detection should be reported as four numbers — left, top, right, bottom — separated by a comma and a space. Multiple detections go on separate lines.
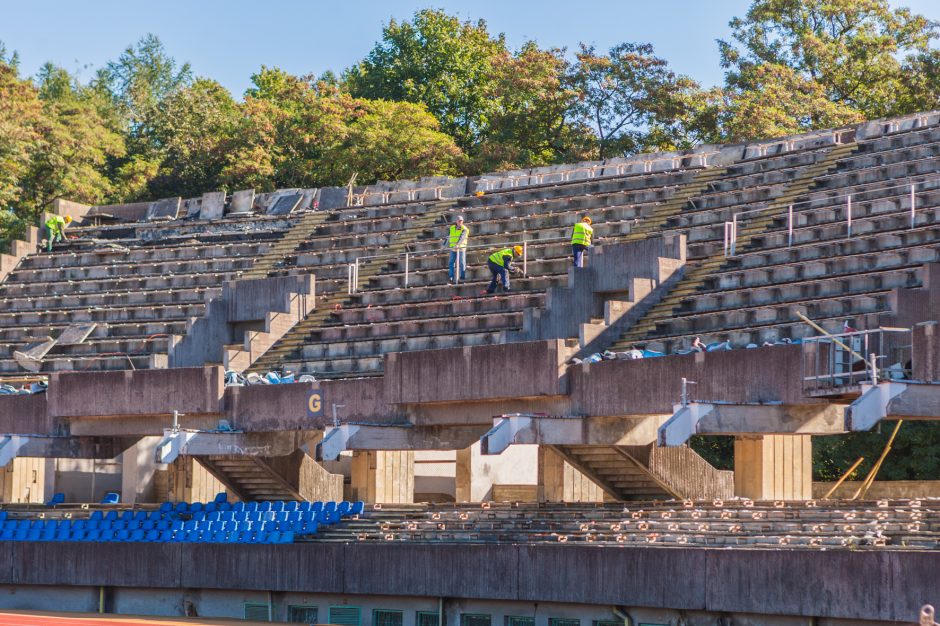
537, 446, 606, 503
168, 457, 229, 503
120, 436, 162, 504
734, 435, 812, 500
0, 458, 53, 503
454, 447, 472, 503
350, 450, 414, 503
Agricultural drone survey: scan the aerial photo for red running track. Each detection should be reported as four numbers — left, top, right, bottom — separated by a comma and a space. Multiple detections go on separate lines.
0, 611, 269, 625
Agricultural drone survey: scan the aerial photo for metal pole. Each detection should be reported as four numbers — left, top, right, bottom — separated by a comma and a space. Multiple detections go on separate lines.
911, 184, 916, 229
723, 222, 730, 257
847, 194, 852, 237
787, 204, 793, 247
523, 240, 528, 276
404, 252, 410, 288
730, 214, 738, 256
870, 352, 879, 385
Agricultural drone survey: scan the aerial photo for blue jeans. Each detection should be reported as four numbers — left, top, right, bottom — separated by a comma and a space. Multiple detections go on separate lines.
486, 260, 510, 293
572, 244, 588, 267
448, 249, 466, 281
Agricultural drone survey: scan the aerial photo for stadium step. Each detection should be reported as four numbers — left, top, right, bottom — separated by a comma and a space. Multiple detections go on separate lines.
246, 200, 457, 374
195, 456, 303, 501
611, 141, 860, 350
240, 210, 333, 280
552, 445, 677, 501
623, 166, 730, 242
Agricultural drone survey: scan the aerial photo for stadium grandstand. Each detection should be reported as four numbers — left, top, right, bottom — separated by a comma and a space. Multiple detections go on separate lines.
0, 111, 938, 624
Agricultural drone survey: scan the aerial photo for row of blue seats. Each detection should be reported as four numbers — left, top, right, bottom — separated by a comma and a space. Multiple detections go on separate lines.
159, 500, 363, 516
86, 509, 335, 525
0, 528, 295, 544
3, 518, 317, 534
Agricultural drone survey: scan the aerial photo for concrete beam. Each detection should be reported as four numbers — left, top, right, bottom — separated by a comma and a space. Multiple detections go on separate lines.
0, 435, 135, 462
480, 414, 666, 455
155, 430, 313, 464
660, 402, 849, 446
316, 424, 484, 461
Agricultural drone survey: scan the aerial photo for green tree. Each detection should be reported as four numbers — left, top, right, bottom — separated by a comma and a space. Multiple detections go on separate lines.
477, 43, 593, 171
568, 42, 703, 158
0, 57, 42, 213
146, 78, 240, 198
19, 63, 125, 213
720, 0, 938, 124
345, 9, 506, 150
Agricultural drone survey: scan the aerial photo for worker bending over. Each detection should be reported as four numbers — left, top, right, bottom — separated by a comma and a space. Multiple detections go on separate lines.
486, 245, 523, 294
44, 214, 72, 252
445, 215, 469, 283
570, 215, 593, 267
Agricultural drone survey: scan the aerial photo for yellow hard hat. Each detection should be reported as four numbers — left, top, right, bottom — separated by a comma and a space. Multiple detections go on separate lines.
513, 245, 523, 256
582, 216, 592, 224
64, 215, 73, 224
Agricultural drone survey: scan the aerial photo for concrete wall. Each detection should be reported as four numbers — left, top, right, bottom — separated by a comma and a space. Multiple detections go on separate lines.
0, 458, 52, 503
168, 456, 230, 504
734, 435, 812, 500
0, 542, 932, 623
350, 450, 414, 504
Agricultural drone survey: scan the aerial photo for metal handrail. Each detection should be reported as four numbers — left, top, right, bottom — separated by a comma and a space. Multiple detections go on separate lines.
346, 236, 573, 293
722, 175, 940, 257
801, 327, 912, 391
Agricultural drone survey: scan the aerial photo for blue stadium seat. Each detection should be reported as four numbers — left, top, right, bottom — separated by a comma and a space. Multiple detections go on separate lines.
311, 501, 324, 513
283, 501, 298, 512
218, 502, 232, 512
190, 502, 203, 513
204, 502, 217, 514
130, 529, 145, 541
86, 520, 100, 530
159, 502, 173, 513
158, 531, 172, 542
191, 511, 206, 522
91, 510, 104, 521
298, 501, 312, 513
279, 531, 295, 544
175, 502, 188, 513
145, 530, 159, 542
100, 492, 120, 505
170, 520, 183, 532
211, 531, 227, 542
72, 519, 86, 531
128, 520, 141, 530
26, 529, 40, 541
13, 530, 26, 541
119, 510, 133, 522
258, 501, 272, 512
351, 501, 365, 515
15, 520, 29, 531
142, 520, 154, 531
184, 530, 200, 542
213, 492, 228, 504
112, 520, 126, 531
338, 501, 351, 516
69, 531, 85, 542
133, 511, 147, 521
45, 493, 64, 506
86, 530, 100, 541
171, 530, 186, 542
0, 528, 13, 541
243, 502, 258, 512
116, 530, 130, 541
2, 520, 14, 532
222, 521, 237, 532
182, 520, 196, 531
270, 501, 285, 512
220, 511, 235, 521
30, 520, 43, 530
156, 520, 169, 531
265, 532, 280, 544
231, 502, 245, 512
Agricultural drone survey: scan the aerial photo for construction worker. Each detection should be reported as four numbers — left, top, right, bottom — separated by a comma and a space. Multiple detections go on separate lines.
44, 214, 72, 252
486, 245, 523, 294
445, 215, 469, 283
570, 215, 594, 267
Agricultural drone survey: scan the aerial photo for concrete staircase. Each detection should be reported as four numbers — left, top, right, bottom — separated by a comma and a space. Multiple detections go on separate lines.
240, 210, 333, 280
196, 456, 303, 501
623, 166, 730, 242
247, 200, 456, 374
552, 445, 676, 500
612, 142, 860, 350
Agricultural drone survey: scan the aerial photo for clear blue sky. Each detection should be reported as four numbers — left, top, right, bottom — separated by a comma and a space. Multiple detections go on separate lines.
2, 0, 939, 97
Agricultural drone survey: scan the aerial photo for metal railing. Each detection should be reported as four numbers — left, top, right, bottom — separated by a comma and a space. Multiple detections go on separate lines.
722, 175, 939, 258
801, 327, 912, 392
346, 236, 572, 294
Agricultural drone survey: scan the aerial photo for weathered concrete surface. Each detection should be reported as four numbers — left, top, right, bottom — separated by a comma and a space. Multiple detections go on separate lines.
0, 395, 49, 434
48, 367, 224, 420
385, 340, 570, 404
0, 543, 935, 623
569, 344, 818, 417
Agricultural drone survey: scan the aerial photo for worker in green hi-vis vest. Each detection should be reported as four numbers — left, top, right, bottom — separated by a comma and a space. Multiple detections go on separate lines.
485, 245, 522, 294
570, 215, 593, 267
44, 214, 72, 252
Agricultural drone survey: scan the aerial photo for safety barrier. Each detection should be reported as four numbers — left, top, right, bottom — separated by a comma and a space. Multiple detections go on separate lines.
801, 327, 912, 393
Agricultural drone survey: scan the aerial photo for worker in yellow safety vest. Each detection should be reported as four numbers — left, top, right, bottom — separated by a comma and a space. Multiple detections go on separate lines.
485, 245, 523, 294
570, 216, 593, 267
445, 215, 469, 283
44, 214, 72, 252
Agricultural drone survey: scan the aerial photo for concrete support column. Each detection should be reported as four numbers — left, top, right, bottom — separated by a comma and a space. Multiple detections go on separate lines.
454, 447, 472, 503
168, 457, 229, 503
0, 458, 53, 503
537, 446, 607, 503
734, 435, 812, 500
350, 450, 414, 504
120, 437, 162, 504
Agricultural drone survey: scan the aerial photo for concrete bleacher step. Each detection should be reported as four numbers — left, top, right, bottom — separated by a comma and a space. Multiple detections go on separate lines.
611, 141, 860, 351
240, 210, 332, 280
195, 456, 302, 501
246, 201, 456, 374
623, 166, 730, 242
